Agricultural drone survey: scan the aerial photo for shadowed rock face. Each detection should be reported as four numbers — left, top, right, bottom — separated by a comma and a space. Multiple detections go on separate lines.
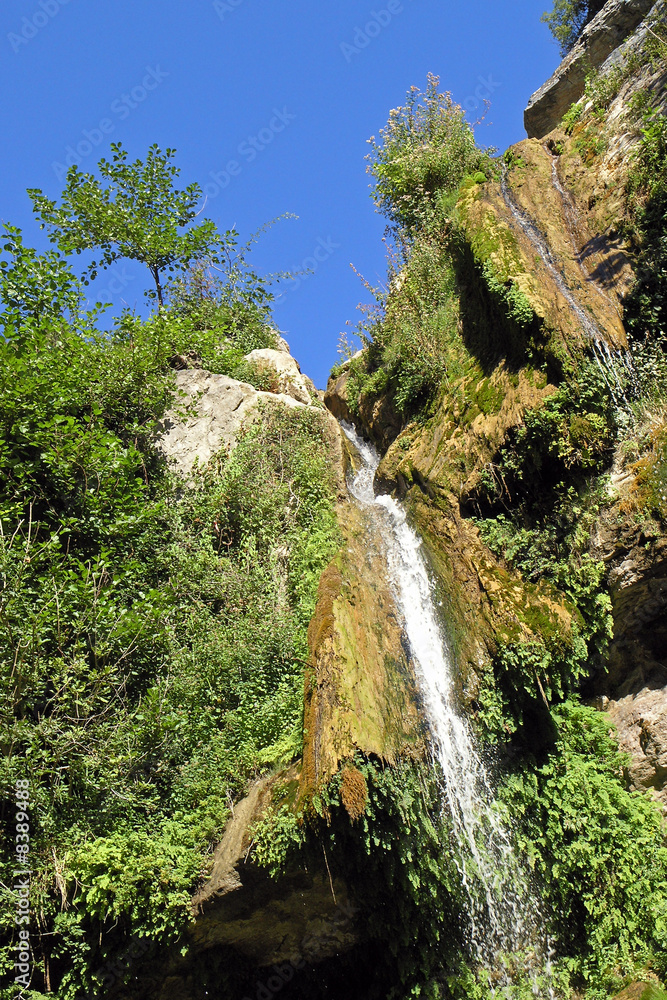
524, 0, 656, 138
324, 364, 402, 453
592, 490, 667, 815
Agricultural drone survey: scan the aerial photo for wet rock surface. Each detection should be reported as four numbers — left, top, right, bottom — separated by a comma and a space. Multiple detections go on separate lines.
324, 363, 402, 452
300, 496, 426, 799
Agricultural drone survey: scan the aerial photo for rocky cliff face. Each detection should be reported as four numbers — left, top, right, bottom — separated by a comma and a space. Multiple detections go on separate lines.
158, 345, 320, 476
592, 482, 667, 812
131, 8, 667, 992
525, 0, 658, 137
326, 0, 667, 812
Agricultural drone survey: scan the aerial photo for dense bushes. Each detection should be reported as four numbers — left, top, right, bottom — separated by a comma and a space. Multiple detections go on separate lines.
500, 702, 667, 992
343, 211, 462, 418
0, 225, 338, 996
342, 79, 498, 420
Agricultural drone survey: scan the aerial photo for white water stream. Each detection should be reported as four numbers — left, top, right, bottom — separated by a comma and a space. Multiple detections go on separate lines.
341, 422, 552, 987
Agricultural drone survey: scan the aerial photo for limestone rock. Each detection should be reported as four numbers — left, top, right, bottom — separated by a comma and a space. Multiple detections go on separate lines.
588, 446, 667, 812
192, 778, 272, 905
187, 769, 358, 970
324, 362, 402, 452
157, 369, 306, 476
524, 0, 656, 138
118, 769, 359, 999
300, 497, 426, 800
591, 500, 667, 695
606, 685, 667, 812
245, 348, 317, 405
493, 141, 629, 347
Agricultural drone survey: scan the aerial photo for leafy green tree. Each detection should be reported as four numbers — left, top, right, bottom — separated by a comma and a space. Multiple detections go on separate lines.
28, 143, 235, 307
0, 229, 338, 994
0, 225, 87, 343
541, 0, 606, 55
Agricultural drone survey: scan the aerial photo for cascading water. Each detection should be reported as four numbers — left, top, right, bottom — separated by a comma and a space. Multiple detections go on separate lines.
341, 422, 553, 989
500, 168, 635, 409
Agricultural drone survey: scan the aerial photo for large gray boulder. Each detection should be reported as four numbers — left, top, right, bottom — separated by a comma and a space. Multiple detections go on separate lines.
245, 348, 318, 405
524, 0, 656, 138
157, 369, 306, 476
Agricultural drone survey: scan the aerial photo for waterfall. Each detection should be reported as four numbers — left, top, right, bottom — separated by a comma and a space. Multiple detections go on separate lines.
341, 421, 553, 989
500, 169, 635, 410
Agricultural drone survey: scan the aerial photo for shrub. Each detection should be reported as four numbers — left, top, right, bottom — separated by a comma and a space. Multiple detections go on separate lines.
500, 701, 667, 988
0, 229, 338, 996
492, 362, 615, 497
366, 73, 495, 234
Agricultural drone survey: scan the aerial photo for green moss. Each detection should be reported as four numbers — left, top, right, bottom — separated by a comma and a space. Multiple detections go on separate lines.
475, 379, 505, 416
503, 148, 527, 171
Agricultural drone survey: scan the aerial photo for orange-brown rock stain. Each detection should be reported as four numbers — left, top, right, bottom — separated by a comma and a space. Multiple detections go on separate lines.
299, 497, 426, 810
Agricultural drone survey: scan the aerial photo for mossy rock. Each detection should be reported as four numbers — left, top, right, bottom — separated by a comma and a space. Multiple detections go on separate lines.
300, 498, 426, 805
614, 984, 667, 1000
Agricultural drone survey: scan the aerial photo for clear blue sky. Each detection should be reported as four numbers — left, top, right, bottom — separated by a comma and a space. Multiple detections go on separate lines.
0, 0, 559, 388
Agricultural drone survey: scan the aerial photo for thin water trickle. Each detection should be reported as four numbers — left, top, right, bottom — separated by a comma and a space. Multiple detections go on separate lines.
500, 170, 604, 345
342, 421, 554, 991
500, 170, 636, 412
